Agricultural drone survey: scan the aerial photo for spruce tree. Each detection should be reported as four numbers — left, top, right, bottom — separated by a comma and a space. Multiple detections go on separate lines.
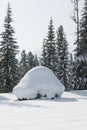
27, 51, 36, 70
34, 54, 39, 66
73, 0, 87, 89
41, 18, 57, 74
19, 50, 28, 78
40, 39, 47, 66
68, 54, 74, 89
19, 51, 39, 80
56, 25, 69, 90
71, 0, 80, 48
0, 3, 19, 92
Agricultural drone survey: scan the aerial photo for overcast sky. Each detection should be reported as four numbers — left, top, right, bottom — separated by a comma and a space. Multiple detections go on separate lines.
0, 0, 84, 56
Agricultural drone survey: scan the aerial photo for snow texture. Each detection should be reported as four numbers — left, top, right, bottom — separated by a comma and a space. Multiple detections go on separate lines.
0, 91, 87, 130
13, 66, 65, 99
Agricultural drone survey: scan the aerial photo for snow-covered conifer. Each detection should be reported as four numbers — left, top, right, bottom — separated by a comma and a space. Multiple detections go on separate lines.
73, 0, 87, 89
56, 25, 69, 90
19, 50, 28, 78
0, 3, 19, 92
41, 18, 57, 74
27, 52, 36, 69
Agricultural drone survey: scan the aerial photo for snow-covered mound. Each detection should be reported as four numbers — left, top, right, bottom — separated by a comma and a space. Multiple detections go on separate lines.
13, 66, 65, 99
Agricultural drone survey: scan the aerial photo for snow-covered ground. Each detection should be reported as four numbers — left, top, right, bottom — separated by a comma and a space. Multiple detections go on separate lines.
0, 90, 87, 130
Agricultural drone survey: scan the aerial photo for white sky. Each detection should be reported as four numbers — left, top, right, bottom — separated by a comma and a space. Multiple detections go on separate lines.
0, 0, 84, 56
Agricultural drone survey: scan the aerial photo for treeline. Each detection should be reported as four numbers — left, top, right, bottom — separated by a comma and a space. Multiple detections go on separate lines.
0, 0, 87, 93
19, 50, 39, 78
0, 3, 39, 92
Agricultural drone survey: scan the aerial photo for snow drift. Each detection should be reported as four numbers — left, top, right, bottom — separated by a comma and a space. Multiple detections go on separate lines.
13, 66, 65, 99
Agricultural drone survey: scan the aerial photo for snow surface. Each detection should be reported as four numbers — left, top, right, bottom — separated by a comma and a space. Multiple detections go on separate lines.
13, 66, 65, 99
0, 90, 87, 130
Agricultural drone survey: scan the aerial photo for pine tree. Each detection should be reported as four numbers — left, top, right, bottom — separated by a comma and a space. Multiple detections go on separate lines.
41, 18, 57, 74
40, 39, 47, 66
71, 0, 80, 49
77, 0, 87, 58
56, 25, 69, 90
73, 0, 87, 89
68, 54, 74, 89
34, 54, 39, 66
0, 3, 19, 92
19, 50, 28, 78
27, 51, 36, 70
19, 51, 39, 80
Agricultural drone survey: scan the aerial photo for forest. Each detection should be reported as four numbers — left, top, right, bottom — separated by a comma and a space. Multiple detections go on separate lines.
0, 0, 87, 93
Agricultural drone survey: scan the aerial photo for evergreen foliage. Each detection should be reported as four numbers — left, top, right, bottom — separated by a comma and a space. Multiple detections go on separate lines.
76, 0, 87, 57
0, 1, 87, 92
41, 18, 57, 74
27, 51, 38, 69
73, 0, 87, 89
40, 39, 47, 66
68, 54, 74, 89
0, 3, 19, 92
56, 25, 69, 90
34, 54, 39, 66
19, 51, 39, 80
19, 50, 28, 78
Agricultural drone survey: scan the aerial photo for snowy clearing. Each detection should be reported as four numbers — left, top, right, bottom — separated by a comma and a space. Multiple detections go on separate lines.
0, 90, 87, 130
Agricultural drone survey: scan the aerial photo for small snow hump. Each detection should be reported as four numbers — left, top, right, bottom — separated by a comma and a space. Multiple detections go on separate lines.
13, 66, 65, 100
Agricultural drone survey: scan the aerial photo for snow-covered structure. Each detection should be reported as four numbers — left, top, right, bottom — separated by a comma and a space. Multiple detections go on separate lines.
13, 66, 65, 100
